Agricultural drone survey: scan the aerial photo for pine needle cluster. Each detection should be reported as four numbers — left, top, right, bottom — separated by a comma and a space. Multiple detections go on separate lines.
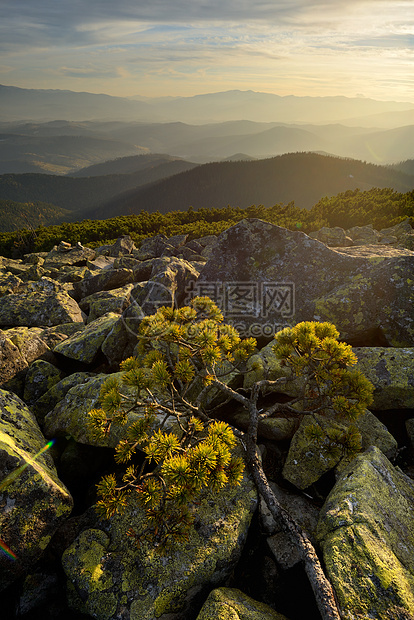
88, 301, 374, 551
88, 297, 252, 549
272, 321, 374, 459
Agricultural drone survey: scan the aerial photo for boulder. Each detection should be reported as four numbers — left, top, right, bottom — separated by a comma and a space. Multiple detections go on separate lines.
62, 465, 257, 620
134, 256, 199, 315
40, 322, 86, 349
78, 284, 134, 323
4, 326, 50, 365
346, 224, 380, 245
43, 242, 96, 269
0, 289, 84, 328
23, 360, 62, 406
0, 389, 73, 590
380, 217, 413, 241
196, 587, 289, 620
31, 371, 96, 424
133, 234, 171, 260
354, 347, 414, 409
282, 410, 397, 490
260, 482, 319, 570
53, 312, 119, 365
196, 219, 414, 346
309, 226, 353, 247
317, 446, 414, 619
109, 235, 136, 257
73, 268, 134, 300
0, 273, 23, 296
0, 329, 27, 388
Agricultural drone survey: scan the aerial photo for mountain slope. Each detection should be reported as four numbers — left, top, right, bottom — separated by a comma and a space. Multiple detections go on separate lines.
0, 158, 197, 216
79, 152, 414, 220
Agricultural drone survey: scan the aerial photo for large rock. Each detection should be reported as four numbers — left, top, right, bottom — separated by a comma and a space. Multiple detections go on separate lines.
62, 465, 257, 620
31, 371, 95, 424
0, 329, 27, 387
260, 482, 320, 570
0, 390, 73, 590
196, 219, 414, 346
4, 326, 50, 365
78, 284, 134, 323
196, 587, 289, 620
354, 347, 414, 409
317, 446, 414, 619
43, 242, 96, 269
53, 312, 119, 364
73, 268, 134, 300
134, 256, 199, 315
0, 289, 84, 327
282, 410, 397, 490
23, 360, 62, 406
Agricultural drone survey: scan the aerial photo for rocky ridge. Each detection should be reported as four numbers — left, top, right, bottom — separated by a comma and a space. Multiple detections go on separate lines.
0, 220, 413, 620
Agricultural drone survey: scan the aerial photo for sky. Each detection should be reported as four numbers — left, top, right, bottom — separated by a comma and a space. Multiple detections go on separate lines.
0, 0, 413, 102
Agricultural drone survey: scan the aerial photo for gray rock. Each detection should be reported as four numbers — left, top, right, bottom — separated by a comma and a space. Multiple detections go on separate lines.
0, 289, 84, 327
196, 588, 289, 620
54, 312, 119, 364
317, 446, 414, 619
23, 360, 62, 406
260, 482, 319, 570
196, 219, 414, 346
0, 389, 73, 591
0, 329, 27, 387
73, 268, 134, 300
62, 463, 257, 620
43, 243, 96, 269
109, 235, 136, 257
354, 347, 414, 409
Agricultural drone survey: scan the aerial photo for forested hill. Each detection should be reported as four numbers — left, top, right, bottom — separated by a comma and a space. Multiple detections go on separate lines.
81, 152, 414, 220
0, 158, 197, 214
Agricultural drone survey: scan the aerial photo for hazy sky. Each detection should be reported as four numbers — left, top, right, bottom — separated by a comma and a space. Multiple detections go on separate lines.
1, 0, 413, 102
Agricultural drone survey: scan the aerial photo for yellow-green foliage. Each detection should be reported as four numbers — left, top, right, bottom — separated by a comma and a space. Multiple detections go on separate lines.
1, 186, 412, 258
88, 297, 251, 550
89, 303, 374, 550
273, 321, 374, 459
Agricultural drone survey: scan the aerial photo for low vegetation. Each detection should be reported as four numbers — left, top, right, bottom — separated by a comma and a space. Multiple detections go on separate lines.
0, 186, 413, 258
89, 297, 373, 620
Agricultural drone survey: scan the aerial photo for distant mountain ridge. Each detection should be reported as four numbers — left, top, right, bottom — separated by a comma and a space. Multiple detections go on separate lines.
1, 85, 413, 126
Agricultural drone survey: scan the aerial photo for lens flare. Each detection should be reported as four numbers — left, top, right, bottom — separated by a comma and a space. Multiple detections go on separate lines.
0, 439, 55, 493
0, 439, 56, 561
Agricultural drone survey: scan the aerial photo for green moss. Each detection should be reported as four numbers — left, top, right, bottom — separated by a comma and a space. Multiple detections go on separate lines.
196, 588, 289, 620
317, 447, 414, 618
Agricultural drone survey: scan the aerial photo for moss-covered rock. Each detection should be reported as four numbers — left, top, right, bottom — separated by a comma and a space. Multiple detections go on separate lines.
43, 243, 96, 269
53, 312, 119, 364
62, 465, 258, 620
73, 268, 134, 300
354, 347, 414, 409
196, 587, 290, 620
79, 284, 134, 323
317, 446, 414, 619
32, 371, 95, 424
0, 289, 84, 327
282, 409, 397, 490
0, 389, 73, 590
4, 326, 50, 365
23, 360, 62, 406
0, 329, 27, 388
197, 219, 414, 345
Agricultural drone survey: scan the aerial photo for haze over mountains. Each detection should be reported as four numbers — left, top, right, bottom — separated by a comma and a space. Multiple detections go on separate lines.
0, 85, 413, 232
1, 85, 413, 125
